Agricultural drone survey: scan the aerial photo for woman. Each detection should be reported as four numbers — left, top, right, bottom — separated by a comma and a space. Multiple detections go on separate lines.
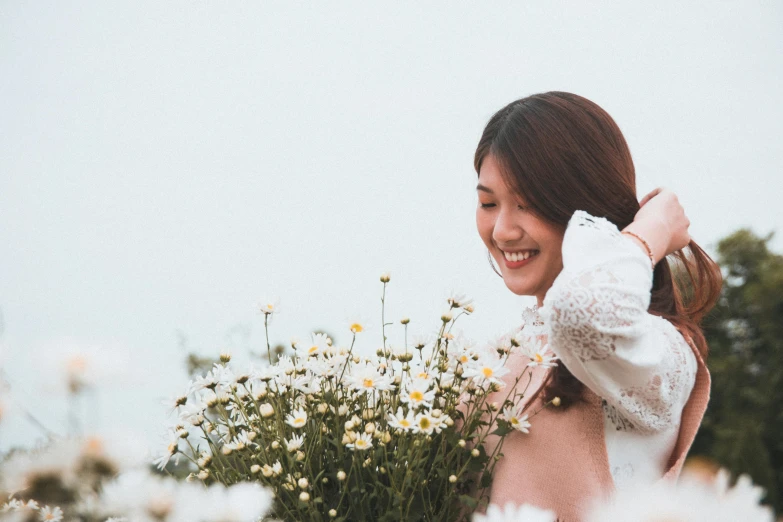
473, 92, 722, 521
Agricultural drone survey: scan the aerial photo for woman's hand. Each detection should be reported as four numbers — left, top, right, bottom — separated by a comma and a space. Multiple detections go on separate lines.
623, 187, 691, 264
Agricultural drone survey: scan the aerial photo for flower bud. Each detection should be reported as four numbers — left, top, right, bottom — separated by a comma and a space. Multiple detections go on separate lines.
338, 405, 349, 416
271, 441, 280, 450
449, 474, 457, 483
298, 478, 309, 489
400, 317, 410, 325
441, 311, 453, 323
380, 272, 391, 283
552, 396, 562, 407
458, 439, 466, 448
221, 447, 232, 456
296, 451, 305, 461
220, 351, 231, 363
197, 469, 210, 480
337, 470, 346, 481
299, 492, 310, 502
261, 465, 274, 478
259, 403, 274, 418
489, 402, 499, 412
329, 509, 338, 517
365, 422, 376, 434
379, 466, 386, 474
471, 448, 480, 457
317, 403, 329, 414
251, 464, 261, 474
445, 418, 454, 427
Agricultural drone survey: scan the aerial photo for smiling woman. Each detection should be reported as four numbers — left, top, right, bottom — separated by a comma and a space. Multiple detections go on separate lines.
470, 91, 723, 521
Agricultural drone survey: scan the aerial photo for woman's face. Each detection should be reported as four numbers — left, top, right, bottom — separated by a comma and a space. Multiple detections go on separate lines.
476, 154, 565, 306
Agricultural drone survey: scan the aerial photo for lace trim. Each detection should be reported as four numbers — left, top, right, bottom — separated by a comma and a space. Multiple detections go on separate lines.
570, 210, 625, 240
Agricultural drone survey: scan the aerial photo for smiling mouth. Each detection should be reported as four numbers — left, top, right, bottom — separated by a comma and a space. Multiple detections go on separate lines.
502, 250, 540, 262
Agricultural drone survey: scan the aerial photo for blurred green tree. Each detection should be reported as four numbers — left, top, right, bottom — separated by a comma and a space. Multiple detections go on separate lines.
691, 229, 783, 511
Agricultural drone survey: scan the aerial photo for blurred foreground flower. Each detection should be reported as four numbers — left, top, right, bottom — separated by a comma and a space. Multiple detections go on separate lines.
472, 502, 556, 522
585, 466, 774, 522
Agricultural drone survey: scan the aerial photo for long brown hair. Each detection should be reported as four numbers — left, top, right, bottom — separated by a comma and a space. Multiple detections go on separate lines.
474, 92, 722, 407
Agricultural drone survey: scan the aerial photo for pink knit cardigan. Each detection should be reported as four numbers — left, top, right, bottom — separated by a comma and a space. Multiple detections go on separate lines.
480, 331, 710, 522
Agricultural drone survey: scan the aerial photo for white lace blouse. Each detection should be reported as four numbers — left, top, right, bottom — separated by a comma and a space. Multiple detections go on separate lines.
536, 210, 697, 490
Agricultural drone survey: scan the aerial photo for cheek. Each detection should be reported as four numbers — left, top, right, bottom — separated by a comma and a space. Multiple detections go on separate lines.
476, 216, 496, 249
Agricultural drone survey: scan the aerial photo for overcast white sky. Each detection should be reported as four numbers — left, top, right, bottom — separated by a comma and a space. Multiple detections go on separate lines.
1, 2, 781, 451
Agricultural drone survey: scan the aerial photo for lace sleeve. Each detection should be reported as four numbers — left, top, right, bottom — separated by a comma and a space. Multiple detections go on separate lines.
538, 211, 697, 434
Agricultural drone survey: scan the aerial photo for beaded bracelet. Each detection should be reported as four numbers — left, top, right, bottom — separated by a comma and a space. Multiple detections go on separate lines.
621, 230, 656, 269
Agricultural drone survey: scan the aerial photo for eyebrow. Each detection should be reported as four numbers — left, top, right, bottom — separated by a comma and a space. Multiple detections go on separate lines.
476, 183, 493, 193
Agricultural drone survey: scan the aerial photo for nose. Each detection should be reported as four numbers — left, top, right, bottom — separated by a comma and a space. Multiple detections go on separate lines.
492, 206, 523, 245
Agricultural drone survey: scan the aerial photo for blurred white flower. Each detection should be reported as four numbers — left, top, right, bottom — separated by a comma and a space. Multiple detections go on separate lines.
303, 332, 330, 357
473, 502, 556, 522
446, 291, 473, 310
38, 505, 63, 521
257, 297, 280, 316
586, 467, 774, 522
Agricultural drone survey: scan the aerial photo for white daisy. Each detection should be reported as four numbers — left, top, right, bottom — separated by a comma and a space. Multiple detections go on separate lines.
345, 432, 373, 451
447, 291, 473, 310
462, 355, 510, 386
304, 333, 330, 357
500, 405, 531, 434
345, 365, 395, 395
285, 408, 308, 429
399, 378, 436, 409
412, 412, 440, 435
285, 434, 305, 452
517, 337, 558, 368
387, 408, 416, 432
257, 297, 280, 316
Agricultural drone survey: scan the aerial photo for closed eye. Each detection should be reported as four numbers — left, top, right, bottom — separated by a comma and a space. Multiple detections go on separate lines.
480, 203, 496, 209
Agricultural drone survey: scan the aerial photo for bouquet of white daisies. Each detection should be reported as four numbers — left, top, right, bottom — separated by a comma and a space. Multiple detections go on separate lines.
158, 275, 558, 521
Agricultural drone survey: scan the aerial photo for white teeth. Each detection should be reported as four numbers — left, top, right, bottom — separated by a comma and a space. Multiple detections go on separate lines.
503, 250, 538, 262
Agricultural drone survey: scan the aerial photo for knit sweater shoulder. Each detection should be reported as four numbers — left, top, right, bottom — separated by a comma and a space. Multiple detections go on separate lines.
481, 210, 711, 522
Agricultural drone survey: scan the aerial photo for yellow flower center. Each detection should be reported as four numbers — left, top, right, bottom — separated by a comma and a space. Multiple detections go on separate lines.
418, 417, 431, 429
351, 323, 363, 333
400, 419, 411, 427
410, 390, 424, 402
482, 367, 494, 378
510, 417, 519, 426
534, 353, 544, 363
416, 372, 429, 379
363, 378, 374, 388
308, 346, 319, 354
459, 355, 468, 363
295, 417, 305, 425
356, 439, 368, 448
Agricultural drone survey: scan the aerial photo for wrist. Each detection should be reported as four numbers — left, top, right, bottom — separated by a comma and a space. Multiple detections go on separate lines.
622, 217, 669, 265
